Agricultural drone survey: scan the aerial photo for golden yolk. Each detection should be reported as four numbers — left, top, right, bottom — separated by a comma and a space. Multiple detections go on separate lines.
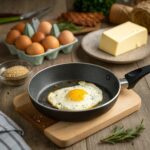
67, 89, 87, 101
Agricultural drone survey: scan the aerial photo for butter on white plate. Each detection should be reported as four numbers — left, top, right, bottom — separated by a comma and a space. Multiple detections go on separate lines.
99, 21, 148, 56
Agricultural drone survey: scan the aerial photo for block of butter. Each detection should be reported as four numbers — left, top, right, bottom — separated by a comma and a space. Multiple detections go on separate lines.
99, 21, 148, 56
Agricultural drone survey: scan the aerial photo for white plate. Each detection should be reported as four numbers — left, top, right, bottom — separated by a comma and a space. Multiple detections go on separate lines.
81, 28, 150, 64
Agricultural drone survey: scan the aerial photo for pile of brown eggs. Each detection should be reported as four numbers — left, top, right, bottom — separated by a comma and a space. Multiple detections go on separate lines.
6, 21, 75, 55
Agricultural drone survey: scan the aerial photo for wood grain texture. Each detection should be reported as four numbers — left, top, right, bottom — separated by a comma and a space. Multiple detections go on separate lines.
13, 89, 141, 147
13, 93, 56, 131
0, 0, 66, 41
0, 0, 150, 150
1, 31, 150, 150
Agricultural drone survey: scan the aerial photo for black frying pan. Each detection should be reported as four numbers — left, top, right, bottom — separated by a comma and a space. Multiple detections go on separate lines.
28, 63, 150, 121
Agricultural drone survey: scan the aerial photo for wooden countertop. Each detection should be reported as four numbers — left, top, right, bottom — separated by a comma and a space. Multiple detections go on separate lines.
0, 1, 150, 149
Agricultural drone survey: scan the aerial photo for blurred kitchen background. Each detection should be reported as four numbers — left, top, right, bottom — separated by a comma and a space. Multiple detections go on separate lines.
0, 0, 145, 16
0, 0, 146, 39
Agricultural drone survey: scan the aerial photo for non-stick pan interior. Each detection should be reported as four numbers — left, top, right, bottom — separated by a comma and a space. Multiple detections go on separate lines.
37, 80, 112, 108
29, 63, 120, 108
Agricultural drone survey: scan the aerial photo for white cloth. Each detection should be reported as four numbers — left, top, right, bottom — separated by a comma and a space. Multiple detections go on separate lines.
0, 111, 31, 150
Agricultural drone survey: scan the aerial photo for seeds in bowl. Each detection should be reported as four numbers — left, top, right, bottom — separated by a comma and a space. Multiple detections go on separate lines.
2, 65, 29, 80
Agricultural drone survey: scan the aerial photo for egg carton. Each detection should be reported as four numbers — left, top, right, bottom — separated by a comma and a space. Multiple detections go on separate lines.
5, 38, 78, 65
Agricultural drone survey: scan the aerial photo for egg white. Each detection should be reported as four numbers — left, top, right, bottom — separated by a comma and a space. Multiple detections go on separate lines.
47, 81, 103, 111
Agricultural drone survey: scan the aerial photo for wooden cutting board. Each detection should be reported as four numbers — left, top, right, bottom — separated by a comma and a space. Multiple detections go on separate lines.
13, 89, 141, 147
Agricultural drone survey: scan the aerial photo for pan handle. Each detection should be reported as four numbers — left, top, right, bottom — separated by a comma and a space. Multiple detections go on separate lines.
120, 65, 150, 89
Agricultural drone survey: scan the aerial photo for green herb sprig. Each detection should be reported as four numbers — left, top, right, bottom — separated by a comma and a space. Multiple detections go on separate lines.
101, 120, 145, 144
57, 22, 83, 32
74, 0, 116, 15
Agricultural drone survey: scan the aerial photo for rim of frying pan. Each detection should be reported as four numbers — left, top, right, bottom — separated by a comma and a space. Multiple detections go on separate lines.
28, 62, 121, 112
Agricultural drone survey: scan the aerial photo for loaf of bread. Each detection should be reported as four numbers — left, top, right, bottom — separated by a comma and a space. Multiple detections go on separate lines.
131, 0, 150, 32
109, 4, 133, 24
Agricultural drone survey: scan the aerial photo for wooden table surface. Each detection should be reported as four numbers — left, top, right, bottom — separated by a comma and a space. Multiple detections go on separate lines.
0, 1, 150, 150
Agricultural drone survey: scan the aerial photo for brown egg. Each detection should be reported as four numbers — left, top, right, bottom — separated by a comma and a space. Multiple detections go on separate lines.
15, 35, 32, 51
42, 36, 60, 50
26, 42, 44, 55
32, 32, 45, 43
38, 21, 52, 35
58, 30, 75, 45
12, 22, 25, 33
6, 29, 21, 44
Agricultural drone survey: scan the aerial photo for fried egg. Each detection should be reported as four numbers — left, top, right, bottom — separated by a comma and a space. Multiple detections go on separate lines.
47, 81, 103, 111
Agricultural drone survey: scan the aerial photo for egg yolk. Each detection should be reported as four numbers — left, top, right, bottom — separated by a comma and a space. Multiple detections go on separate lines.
67, 89, 87, 101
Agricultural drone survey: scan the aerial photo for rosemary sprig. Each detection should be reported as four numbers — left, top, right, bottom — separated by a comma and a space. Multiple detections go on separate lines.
101, 120, 145, 144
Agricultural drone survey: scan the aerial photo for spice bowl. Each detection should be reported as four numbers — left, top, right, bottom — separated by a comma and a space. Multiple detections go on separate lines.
0, 59, 32, 86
